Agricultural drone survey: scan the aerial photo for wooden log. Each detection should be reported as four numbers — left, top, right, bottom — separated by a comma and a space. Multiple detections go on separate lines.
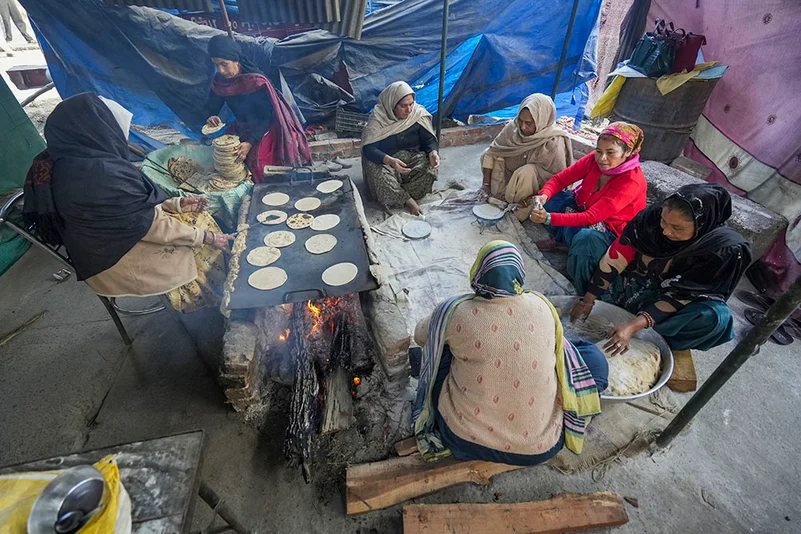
394, 437, 417, 457
667, 349, 697, 392
321, 365, 354, 434
346, 453, 522, 515
402, 492, 629, 534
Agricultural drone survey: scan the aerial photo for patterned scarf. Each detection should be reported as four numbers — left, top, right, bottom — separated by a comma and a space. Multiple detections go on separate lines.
600, 121, 644, 154
412, 241, 600, 461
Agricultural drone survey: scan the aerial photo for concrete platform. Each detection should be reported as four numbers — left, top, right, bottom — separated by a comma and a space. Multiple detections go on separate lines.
1, 144, 800, 533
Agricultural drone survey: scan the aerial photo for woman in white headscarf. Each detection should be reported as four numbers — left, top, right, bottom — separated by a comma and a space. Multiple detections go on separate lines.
361, 81, 440, 215
480, 94, 573, 221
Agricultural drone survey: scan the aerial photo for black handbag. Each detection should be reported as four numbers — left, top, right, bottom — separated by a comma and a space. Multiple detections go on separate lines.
629, 19, 676, 77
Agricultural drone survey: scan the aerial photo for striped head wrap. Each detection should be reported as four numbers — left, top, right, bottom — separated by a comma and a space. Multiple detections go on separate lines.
469, 240, 526, 299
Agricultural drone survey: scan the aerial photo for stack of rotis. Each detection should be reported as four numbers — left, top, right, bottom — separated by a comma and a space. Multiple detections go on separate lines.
210, 135, 250, 190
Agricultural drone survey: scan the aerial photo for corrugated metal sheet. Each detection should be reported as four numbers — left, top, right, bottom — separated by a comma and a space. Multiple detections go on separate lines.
237, 0, 340, 24
103, 0, 214, 11
323, 0, 367, 39
237, 0, 367, 38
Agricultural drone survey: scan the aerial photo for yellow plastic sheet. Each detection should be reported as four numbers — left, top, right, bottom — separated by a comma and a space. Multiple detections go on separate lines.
0, 455, 122, 534
656, 61, 719, 95
590, 75, 626, 118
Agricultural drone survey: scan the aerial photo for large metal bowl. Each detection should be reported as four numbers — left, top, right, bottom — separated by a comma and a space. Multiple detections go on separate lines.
548, 295, 674, 403
27, 465, 109, 534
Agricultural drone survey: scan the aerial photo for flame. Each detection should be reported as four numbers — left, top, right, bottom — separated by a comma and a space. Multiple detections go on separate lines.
303, 297, 346, 340
352, 376, 362, 386
278, 328, 290, 342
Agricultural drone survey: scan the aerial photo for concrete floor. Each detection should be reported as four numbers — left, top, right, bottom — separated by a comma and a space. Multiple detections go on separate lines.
2, 142, 800, 533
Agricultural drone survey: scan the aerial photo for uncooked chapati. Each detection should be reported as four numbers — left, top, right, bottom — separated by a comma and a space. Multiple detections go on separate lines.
246, 246, 281, 267
305, 234, 337, 254
257, 210, 288, 225
248, 267, 288, 291
262, 192, 290, 207
596, 338, 661, 397
201, 122, 225, 135
322, 262, 358, 287
264, 231, 296, 248
295, 197, 321, 212
316, 179, 343, 194
311, 214, 340, 231
286, 213, 314, 229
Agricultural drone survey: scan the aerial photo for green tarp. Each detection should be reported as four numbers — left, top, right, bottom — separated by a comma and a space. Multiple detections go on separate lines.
0, 77, 46, 276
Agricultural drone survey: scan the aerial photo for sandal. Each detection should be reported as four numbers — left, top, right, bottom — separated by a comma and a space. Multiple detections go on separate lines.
734, 290, 775, 312
743, 308, 793, 345
735, 289, 801, 322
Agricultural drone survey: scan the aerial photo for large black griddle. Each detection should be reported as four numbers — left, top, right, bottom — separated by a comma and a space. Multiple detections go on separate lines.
227, 173, 377, 310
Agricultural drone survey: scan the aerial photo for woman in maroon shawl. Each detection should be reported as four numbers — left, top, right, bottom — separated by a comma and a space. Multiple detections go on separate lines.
205, 35, 310, 182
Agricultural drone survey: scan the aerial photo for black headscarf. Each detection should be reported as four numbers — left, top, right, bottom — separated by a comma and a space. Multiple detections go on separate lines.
34, 93, 167, 280
207, 35, 262, 75
620, 183, 751, 300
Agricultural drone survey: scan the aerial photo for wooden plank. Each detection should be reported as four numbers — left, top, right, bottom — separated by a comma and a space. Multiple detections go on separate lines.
346, 452, 523, 514
402, 492, 629, 534
394, 437, 417, 457
667, 349, 697, 392
321, 366, 354, 434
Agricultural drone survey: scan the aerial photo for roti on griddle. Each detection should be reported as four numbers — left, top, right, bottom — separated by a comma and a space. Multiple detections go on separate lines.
248, 267, 288, 291
322, 262, 358, 287
246, 246, 281, 267
305, 234, 337, 255
257, 210, 288, 225
262, 192, 290, 207
316, 179, 343, 194
294, 197, 321, 212
264, 231, 296, 248
311, 214, 340, 231
286, 213, 314, 230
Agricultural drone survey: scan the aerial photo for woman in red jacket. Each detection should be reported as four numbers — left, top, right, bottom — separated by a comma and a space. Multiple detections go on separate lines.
528, 122, 646, 294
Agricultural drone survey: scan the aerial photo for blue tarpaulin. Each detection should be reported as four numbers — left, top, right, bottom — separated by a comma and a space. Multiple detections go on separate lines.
20, 0, 601, 133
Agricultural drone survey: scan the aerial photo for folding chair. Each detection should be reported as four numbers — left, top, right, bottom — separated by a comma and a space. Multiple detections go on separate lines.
0, 190, 169, 346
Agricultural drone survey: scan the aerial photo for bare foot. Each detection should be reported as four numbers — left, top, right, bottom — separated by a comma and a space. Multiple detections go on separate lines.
406, 199, 423, 216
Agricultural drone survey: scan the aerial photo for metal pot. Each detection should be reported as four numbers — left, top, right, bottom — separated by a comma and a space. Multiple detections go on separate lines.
27, 465, 109, 534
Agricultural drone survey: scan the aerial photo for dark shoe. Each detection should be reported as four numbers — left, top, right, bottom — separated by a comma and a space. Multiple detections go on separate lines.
536, 237, 568, 252
743, 308, 793, 345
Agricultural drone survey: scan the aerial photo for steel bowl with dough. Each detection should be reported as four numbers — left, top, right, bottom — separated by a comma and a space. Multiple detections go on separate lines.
322, 262, 358, 287
294, 197, 321, 212
305, 234, 338, 254
264, 231, 296, 248
246, 246, 281, 267
257, 210, 288, 225
310, 214, 340, 231
248, 267, 288, 291
596, 338, 661, 397
316, 179, 343, 194
262, 192, 290, 207
286, 213, 315, 229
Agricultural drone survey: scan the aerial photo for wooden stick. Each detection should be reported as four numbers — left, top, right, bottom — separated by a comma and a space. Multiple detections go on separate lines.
216, 0, 234, 39
346, 453, 522, 515
402, 492, 629, 534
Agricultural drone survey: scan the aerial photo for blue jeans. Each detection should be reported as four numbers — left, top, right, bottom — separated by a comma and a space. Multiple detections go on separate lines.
432, 341, 608, 465
544, 191, 617, 295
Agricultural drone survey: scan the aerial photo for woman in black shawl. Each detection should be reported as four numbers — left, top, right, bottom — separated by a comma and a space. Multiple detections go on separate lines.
570, 183, 751, 353
24, 93, 232, 312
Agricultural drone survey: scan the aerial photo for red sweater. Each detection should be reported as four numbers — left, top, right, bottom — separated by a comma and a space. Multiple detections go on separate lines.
539, 153, 647, 236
